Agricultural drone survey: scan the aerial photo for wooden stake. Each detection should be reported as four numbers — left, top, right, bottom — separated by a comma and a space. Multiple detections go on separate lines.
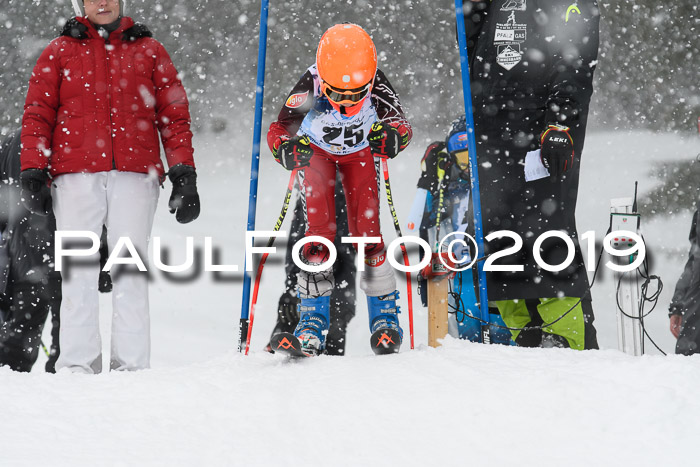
428, 277, 449, 347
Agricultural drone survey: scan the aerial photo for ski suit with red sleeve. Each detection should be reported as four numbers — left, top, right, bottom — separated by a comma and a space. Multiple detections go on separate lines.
268, 65, 412, 275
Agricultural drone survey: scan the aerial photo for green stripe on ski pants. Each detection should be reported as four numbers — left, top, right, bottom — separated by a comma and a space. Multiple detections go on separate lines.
494, 298, 586, 350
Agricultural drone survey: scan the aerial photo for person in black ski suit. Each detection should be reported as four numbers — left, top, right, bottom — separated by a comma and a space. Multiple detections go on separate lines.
1, 129, 112, 372
266, 175, 356, 356
669, 208, 700, 355
0, 129, 61, 372
462, 0, 600, 349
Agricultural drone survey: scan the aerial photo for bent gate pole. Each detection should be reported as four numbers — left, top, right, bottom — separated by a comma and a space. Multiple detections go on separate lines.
238, 0, 270, 352
455, 0, 491, 343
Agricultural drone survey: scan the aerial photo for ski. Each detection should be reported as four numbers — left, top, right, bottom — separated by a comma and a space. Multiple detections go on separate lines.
272, 330, 401, 357
370, 328, 402, 355
269, 332, 311, 358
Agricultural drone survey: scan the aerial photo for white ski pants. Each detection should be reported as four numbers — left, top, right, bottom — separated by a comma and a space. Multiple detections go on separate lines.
52, 171, 159, 373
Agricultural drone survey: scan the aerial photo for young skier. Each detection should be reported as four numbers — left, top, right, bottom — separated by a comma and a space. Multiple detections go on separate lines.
267, 23, 412, 356
409, 116, 512, 345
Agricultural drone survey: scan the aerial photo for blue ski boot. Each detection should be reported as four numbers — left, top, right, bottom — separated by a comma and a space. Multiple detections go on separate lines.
294, 295, 330, 356
271, 295, 330, 357
367, 291, 403, 355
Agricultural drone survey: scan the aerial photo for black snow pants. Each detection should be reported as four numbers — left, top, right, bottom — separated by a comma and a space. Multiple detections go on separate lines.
0, 273, 61, 372
268, 178, 356, 356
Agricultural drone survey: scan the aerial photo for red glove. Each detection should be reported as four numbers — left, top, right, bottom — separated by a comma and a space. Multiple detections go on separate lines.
368, 122, 402, 159
273, 135, 314, 170
420, 252, 457, 280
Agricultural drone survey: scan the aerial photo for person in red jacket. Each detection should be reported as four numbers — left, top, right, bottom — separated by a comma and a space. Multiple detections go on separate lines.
20, 0, 200, 373
267, 24, 412, 356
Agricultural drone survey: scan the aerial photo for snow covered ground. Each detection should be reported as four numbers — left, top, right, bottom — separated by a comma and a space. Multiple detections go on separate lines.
1, 130, 699, 466
4, 341, 700, 466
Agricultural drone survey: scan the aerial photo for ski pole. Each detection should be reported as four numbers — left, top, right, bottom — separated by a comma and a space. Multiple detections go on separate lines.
433, 152, 448, 252
455, 0, 491, 344
40, 339, 50, 358
238, 0, 270, 352
245, 169, 299, 355
380, 158, 415, 350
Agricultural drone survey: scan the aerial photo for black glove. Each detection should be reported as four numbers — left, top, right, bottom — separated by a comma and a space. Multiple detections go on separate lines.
98, 228, 112, 293
19, 169, 52, 216
277, 291, 300, 328
98, 271, 113, 293
168, 164, 200, 224
417, 142, 449, 194
540, 124, 575, 177
274, 135, 314, 170
368, 121, 401, 159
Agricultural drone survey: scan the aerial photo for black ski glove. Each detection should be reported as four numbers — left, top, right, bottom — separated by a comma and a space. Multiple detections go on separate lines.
168, 164, 200, 224
368, 121, 401, 159
19, 168, 52, 216
417, 141, 448, 194
99, 270, 113, 293
98, 229, 113, 293
274, 135, 314, 170
540, 124, 575, 177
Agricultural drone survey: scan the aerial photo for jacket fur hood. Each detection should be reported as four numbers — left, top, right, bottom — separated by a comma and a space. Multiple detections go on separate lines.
60, 17, 153, 41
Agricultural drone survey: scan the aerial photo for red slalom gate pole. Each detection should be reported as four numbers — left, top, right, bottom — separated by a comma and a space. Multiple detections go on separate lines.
381, 158, 415, 349
245, 169, 298, 355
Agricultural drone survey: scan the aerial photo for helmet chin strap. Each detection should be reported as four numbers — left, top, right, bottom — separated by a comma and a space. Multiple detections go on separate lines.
338, 101, 365, 117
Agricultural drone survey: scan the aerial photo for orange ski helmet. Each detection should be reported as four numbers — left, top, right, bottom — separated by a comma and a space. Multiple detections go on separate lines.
316, 23, 377, 116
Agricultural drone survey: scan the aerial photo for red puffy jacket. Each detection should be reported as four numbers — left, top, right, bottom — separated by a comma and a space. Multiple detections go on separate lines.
21, 16, 194, 178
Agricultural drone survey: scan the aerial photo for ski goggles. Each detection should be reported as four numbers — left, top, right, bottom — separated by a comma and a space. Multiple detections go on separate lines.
447, 130, 470, 170
321, 81, 371, 106
452, 150, 470, 171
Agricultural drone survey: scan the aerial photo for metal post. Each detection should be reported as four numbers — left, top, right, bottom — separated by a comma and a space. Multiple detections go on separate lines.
610, 198, 643, 356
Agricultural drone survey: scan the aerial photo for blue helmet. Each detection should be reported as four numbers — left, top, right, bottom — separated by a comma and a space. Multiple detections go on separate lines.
446, 115, 468, 154
446, 115, 471, 172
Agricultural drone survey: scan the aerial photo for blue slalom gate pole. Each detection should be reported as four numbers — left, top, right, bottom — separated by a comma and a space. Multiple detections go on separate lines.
455, 0, 491, 344
238, 0, 270, 352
